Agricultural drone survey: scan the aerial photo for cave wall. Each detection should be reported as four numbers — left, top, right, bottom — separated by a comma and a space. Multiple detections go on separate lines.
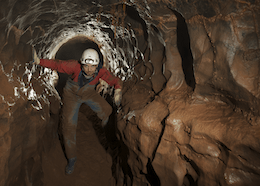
0, 0, 259, 186
0, 25, 60, 185
117, 1, 260, 186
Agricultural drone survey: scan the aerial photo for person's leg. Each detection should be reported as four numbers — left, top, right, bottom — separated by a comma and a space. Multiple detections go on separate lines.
62, 89, 81, 174
85, 98, 112, 126
81, 87, 112, 127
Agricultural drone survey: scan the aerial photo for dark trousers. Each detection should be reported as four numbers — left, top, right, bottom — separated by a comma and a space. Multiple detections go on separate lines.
62, 79, 112, 159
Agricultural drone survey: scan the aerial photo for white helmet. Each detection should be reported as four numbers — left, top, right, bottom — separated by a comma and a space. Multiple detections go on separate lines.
80, 48, 99, 65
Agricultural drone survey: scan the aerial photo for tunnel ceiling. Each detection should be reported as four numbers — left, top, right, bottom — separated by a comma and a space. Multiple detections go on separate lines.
4, 0, 258, 81
1, 0, 259, 83
55, 37, 101, 61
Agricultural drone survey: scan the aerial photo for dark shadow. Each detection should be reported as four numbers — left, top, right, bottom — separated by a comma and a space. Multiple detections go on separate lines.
55, 37, 102, 61
117, 140, 134, 186
125, 5, 148, 42
146, 159, 160, 186
104, 94, 134, 185
184, 174, 197, 186
152, 115, 167, 159
145, 116, 167, 186
170, 9, 196, 91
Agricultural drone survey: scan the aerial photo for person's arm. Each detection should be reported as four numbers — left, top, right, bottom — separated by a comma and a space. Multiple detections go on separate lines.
96, 68, 122, 89
111, 76, 122, 107
40, 59, 80, 75
114, 88, 122, 107
97, 68, 122, 107
32, 47, 79, 75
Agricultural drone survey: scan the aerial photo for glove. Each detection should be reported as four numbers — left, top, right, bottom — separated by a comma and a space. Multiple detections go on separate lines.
32, 47, 40, 65
114, 89, 122, 107
96, 78, 109, 96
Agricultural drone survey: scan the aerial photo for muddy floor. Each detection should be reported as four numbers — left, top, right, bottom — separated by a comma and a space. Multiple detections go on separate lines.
42, 103, 116, 186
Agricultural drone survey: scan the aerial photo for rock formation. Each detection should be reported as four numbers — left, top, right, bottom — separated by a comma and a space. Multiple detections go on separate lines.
0, 0, 259, 186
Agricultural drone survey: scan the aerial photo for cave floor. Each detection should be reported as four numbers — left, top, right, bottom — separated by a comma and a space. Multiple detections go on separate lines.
42, 105, 114, 186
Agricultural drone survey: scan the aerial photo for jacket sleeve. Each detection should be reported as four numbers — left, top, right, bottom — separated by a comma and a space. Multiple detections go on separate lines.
39, 59, 80, 75
97, 68, 122, 89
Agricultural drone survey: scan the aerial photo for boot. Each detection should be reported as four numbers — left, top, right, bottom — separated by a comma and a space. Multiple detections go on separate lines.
65, 157, 77, 174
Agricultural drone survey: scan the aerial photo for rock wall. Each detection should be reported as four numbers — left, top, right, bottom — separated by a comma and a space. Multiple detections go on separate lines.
0, 25, 60, 185
116, 1, 260, 186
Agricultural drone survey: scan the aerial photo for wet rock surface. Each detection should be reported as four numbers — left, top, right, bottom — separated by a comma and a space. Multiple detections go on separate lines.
0, 0, 260, 186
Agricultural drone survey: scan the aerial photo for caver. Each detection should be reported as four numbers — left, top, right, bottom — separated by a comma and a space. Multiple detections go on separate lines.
32, 48, 122, 174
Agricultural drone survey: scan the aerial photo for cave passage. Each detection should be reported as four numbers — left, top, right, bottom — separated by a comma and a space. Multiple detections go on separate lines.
2, 1, 260, 186
43, 38, 123, 185
54, 37, 103, 96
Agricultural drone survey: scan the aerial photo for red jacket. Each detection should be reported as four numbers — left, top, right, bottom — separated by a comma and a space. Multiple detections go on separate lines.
40, 59, 122, 89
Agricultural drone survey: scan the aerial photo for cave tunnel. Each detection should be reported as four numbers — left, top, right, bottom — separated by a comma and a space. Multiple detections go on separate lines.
54, 37, 103, 96
1, 0, 260, 186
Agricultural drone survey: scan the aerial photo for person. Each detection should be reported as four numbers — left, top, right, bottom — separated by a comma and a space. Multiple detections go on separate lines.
32, 48, 122, 174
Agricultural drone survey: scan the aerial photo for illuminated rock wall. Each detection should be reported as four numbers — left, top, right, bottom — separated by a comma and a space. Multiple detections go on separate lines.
0, 26, 60, 185
117, 1, 260, 186
0, 0, 259, 186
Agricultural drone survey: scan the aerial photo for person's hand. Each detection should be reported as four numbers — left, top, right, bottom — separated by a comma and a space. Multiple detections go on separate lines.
31, 47, 40, 65
114, 89, 122, 107
96, 78, 109, 96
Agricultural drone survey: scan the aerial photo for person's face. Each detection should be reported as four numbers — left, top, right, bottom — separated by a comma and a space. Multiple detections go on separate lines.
83, 64, 98, 76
